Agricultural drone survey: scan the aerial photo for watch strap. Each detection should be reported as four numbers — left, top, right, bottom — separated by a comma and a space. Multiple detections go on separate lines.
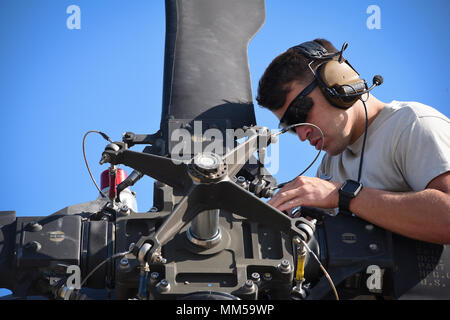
338, 180, 363, 215
339, 190, 353, 215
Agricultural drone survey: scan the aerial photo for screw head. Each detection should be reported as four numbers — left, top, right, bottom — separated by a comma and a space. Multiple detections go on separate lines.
278, 259, 292, 273
120, 257, 129, 266
119, 204, 130, 215
160, 279, 169, 287
369, 243, 379, 252
157, 279, 171, 292
150, 272, 159, 280
237, 176, 246, 183
281, 259, 290, 267
251, 272, 260, 281
26, 221, 42, 232
245, 279, 254, 288
293, 236, 302, 245
24, 241, 41, 252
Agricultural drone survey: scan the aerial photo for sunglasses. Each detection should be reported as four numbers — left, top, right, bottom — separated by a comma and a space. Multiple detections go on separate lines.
278, 79, 317, 133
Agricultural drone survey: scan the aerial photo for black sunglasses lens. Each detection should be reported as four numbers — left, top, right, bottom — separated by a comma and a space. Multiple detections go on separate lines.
278, 80, 317, 133
280, 96, 314, 133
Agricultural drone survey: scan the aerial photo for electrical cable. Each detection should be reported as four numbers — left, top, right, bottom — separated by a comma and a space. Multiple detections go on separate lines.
273, 123, 325, 189
357, 99, 369, 182
80, 245, 135, 288
300, 239, 339, 300
82, 130, 113, 198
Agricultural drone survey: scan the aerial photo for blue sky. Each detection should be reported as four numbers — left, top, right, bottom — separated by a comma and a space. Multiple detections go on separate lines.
1, 0, 449, 295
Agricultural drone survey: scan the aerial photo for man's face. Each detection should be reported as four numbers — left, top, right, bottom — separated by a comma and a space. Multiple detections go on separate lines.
274, 81, 353, 156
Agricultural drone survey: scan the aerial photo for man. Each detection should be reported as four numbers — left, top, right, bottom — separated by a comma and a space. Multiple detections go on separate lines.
257, 38, 450, 245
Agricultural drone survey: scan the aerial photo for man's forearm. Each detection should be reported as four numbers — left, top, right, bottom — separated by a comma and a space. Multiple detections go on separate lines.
350, 187, 450, 244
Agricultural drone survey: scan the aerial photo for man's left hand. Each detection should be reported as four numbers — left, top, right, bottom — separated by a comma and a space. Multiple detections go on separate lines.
267, 176, 341, 212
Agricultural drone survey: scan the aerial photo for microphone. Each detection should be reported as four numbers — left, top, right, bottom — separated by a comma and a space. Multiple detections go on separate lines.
373, 75, 383, 86
339, 74, 383, 98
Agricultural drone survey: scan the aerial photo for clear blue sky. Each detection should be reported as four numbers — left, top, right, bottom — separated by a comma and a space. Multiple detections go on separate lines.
1, 0, 449, 295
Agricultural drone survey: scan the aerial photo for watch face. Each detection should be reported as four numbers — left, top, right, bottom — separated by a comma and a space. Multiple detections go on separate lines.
341, 180, 363, 196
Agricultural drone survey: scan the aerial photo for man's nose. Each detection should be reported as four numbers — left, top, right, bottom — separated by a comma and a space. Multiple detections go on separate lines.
295, 126, 312, 142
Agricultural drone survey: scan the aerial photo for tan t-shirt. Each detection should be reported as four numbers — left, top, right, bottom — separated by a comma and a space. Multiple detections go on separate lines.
317, 101, 450, 192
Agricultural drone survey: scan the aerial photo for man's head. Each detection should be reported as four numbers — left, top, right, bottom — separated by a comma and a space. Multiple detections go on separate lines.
256, 39, 362, 155
256, 38, 339, 111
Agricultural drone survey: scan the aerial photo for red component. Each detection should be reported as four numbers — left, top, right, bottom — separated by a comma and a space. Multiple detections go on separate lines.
100, 168, 128, 200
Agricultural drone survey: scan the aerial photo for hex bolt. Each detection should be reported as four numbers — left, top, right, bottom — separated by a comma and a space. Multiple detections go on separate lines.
244, 279, 254, 291
251, 272, 260, 283
150, 272, 159, 280
154, 254, 167, 264
26, 221, 42, 232
149, 272, 159, 285
237, 176, 246, 183
293, 236, 302, 246
119, 204, 130, 215
24, 241, 41, 252
261, 187, 274, 198
278, 259, 292, 273
119, 257, 129, 267
99, 154, 111, 165
157, 279, 171, 292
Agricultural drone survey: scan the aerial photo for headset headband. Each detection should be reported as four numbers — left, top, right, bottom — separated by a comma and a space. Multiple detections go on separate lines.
291, 41, 347, 62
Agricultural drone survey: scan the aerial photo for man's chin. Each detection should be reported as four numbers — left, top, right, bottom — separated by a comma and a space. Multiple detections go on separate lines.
324, 146, 342, 156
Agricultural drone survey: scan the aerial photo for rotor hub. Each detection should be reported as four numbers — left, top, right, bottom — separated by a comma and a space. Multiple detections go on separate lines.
189, 153, 227, 182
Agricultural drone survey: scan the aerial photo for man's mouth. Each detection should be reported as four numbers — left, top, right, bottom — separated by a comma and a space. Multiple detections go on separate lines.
310, 137, 323, 150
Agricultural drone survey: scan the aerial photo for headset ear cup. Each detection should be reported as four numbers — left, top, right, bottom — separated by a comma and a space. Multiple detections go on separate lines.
315, 63, 353, 109
317, 84, 357, 109
318, 60, 364, 109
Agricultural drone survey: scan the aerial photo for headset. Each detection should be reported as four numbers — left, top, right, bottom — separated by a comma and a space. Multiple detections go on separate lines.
290, 41, 383, 109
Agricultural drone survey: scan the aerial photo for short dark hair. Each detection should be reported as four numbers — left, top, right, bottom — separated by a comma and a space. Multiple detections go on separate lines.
256, 38, 338, 111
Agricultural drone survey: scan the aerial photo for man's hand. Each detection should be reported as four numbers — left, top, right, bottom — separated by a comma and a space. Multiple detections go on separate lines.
267, 176, 341, 212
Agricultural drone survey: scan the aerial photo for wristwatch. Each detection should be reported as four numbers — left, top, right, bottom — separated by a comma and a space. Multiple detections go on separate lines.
338, 180, 363, 214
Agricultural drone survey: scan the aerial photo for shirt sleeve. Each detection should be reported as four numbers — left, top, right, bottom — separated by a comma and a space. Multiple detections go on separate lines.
394, 115, 450, 191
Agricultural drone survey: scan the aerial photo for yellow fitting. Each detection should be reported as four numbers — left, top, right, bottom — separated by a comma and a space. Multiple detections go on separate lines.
295, 249, 306, 281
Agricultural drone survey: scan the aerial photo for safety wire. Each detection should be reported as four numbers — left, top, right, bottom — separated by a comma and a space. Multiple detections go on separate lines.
273, 123, 325, 189
300, 239, 339, 300
82, 130, 113, 198
80, 244, 136, 288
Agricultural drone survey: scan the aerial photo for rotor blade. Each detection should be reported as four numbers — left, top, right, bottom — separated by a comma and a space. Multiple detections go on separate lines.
160, 0, 265, 151
118, 150, 191, 191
